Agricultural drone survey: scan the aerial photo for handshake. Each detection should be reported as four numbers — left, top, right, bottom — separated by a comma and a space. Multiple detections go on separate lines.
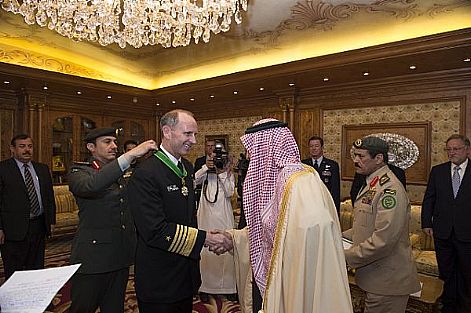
204, 230, 233, 255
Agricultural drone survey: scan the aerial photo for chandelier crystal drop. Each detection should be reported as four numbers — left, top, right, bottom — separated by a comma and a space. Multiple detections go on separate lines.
0, 0, 248, 48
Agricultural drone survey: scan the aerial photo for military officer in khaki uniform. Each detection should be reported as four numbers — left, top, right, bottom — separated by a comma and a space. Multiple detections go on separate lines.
344, 136, 420, 313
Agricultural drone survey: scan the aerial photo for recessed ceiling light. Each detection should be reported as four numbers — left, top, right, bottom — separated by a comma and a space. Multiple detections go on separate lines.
156, 103, 160, 106
76, 91, 82, 95
289, 83, 295, 87
363, 72, 369, 76
210, 95, 215, 98
464, 58, 470, 62
43, 86, 48, 90
190, 98, 195, 101
3, 81, 10, 84
259, 87, 264, 91
233, 91, 238, 95
132, 97, 138, 103
323, 77, 329, 82
409, 65, 417, 70
107, 95, 112, 99
171, 100, 176, 104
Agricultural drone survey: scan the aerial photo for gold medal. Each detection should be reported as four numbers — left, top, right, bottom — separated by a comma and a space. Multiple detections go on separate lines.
181, 186, 189, 196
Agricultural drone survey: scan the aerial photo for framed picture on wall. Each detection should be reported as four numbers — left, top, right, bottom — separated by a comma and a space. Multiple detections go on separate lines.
341, 122, 432, 185
205, 135, 229, 151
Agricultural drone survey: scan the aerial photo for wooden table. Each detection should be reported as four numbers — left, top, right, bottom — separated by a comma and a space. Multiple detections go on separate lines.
348, 273, 443, 313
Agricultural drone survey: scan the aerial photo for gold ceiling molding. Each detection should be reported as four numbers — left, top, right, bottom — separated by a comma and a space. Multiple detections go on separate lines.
227, 0, 470, 48
0, 48, 104, 79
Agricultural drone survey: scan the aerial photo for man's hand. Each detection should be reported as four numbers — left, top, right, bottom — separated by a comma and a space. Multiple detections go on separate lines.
206, 153, 215, 170
0, 230, 5, 245
204, 230, 233, 255
124, 140, 158, 162
423, 227, 433, 237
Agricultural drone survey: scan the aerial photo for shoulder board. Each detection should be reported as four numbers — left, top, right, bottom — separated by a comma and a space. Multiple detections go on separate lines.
379, 173, 390, 186
384, 189, 396, 195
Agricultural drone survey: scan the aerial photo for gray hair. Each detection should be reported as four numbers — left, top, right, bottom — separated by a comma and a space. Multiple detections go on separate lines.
160, 109, 194, 129
446, 134, 470, 147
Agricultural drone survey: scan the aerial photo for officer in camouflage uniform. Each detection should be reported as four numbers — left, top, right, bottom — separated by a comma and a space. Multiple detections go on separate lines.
68, 127, 157, 313
343, 136, 420, 313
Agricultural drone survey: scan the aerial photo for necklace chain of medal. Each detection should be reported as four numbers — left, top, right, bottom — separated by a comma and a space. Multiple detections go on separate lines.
154, 151, 189, 196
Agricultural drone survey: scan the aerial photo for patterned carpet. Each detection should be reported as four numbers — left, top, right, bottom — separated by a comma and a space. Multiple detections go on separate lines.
1, 234, 241, 313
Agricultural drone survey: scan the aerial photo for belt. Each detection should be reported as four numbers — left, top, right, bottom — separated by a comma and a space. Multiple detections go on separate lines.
29, 214, 44, 221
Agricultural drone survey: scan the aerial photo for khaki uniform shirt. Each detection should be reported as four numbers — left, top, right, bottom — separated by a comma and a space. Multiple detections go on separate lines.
344, 165, 420, 296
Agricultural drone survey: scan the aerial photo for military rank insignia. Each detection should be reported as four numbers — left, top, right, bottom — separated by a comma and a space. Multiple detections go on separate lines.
379, 173, 390, 186
381, 195, 397, 209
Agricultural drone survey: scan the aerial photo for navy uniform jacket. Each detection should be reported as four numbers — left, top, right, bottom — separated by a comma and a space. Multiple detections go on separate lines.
68, 158, 136, 274
0, 158, 56, 240
302, 157, 340, 214
128, 154, 206, 303
422, 159, 471, 241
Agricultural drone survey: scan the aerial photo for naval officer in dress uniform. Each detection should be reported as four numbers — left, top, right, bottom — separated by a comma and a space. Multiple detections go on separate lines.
68, 127, 158, 313
128, 109, 233, 313
343, 136, 420, 313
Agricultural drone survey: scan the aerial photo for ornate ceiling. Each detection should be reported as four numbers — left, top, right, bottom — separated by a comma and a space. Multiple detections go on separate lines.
0, 0, 470, 90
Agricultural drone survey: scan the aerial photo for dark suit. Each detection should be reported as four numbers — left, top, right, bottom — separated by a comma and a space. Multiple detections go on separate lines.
68, 158, 136, 313
0, 158, 56, 279
194, 155, 206, 206
422, 160, 471, 313
128, 153, 206, 311
194, 156, 206, 173
302, 157, 340, 214
350, 163, 406, 203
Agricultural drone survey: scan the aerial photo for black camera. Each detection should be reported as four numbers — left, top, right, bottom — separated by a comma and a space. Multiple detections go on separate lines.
213, 142, 228, 170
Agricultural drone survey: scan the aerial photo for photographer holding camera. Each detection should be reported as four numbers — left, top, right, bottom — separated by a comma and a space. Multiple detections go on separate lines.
194, 142, 237, 303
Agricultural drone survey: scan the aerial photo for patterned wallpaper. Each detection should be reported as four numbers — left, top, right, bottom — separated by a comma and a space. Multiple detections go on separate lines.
187, 115, 262, 164
322, 100, 461, 202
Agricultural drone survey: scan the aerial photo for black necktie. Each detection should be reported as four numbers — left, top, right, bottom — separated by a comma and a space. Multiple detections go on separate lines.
313, 159, 319, 171
177, 161, 184, 172
24, 164, 40, 217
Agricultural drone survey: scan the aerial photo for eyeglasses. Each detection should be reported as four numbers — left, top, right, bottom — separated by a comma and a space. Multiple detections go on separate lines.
444, 146, 466, 153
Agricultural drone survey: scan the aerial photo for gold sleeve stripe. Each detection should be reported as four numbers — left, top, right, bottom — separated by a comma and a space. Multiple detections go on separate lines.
180, 227, 198, 257
174, 226, 189, 254
169, 224, 183, 253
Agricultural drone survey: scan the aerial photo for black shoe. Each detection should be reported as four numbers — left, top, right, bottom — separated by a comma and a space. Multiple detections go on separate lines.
226, 293, 238, 302
199, 292, 210, 303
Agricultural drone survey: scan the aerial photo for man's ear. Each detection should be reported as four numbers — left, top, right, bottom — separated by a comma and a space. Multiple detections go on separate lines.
86, 143, 95, 153
375, 153, 384, 164
162, 125, 172, 139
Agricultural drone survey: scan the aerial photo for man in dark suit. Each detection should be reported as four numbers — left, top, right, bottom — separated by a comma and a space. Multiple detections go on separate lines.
422, 134, 471, 313
68, 128, 157, 313
302, 136, 340, 215
128, 109, 231, 313
0, 134, 56, 279
350, 163, 407, 203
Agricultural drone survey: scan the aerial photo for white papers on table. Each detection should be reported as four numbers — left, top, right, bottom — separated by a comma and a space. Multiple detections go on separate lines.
343, 237, 353, 250
0, 264, 80, 313
410, 282, 424, 298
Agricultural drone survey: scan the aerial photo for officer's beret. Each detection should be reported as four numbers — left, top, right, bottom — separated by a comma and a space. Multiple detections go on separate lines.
84, 127, 117, 143
353, 136, 389, 154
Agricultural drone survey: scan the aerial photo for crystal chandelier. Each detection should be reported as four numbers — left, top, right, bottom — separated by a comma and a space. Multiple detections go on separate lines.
0, 0, 248, 48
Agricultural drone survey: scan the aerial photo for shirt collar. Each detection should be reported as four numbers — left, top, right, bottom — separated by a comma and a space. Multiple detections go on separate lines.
312, 156, 323, 164
160, 145, 180, 166
14, 158, 32, 169
453, 158, 468, 171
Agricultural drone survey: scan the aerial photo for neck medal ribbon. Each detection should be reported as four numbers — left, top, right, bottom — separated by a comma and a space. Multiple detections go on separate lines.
154, 151, 189, 196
